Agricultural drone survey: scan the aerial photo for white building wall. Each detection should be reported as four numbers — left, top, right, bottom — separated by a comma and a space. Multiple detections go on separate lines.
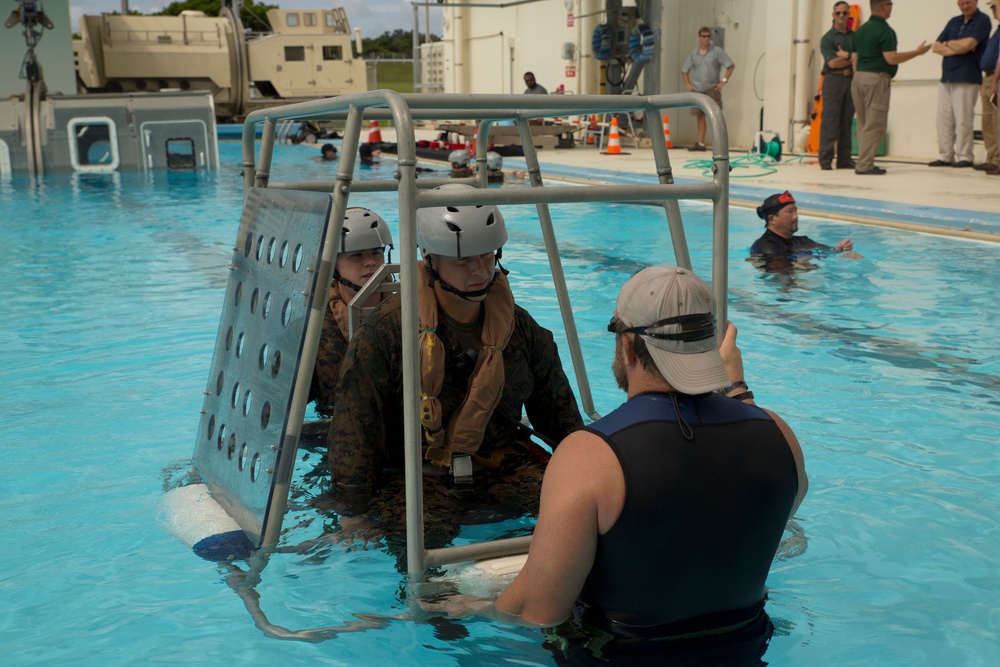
440, 0, 983, 161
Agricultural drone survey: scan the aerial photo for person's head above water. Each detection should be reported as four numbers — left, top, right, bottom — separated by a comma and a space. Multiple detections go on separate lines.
611, 265, 730, 395
757, 191, 799, 239
320, 143, 338, 160
416, 183, 508, 301
333, 207, 393, 294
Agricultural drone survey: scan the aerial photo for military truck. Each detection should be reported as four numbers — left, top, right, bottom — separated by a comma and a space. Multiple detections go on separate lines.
74, 5, 366, 121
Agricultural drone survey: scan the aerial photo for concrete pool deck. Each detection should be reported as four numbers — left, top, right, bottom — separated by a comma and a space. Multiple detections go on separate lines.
500, 142, 1000, 242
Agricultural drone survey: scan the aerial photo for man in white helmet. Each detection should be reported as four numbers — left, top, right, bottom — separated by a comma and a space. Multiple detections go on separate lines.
326, 185, 583, 561
309, 207, 393, 416
449, 149, 473, 178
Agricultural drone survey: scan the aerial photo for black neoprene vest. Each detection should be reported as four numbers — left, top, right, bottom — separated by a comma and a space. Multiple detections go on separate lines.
580, 392, 798, 636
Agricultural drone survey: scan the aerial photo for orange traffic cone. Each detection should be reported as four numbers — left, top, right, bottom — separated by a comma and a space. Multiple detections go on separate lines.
586, 115, 598, 145
662, 115, 673, 148
604, 117, 622, 155
367, 119, 382, 144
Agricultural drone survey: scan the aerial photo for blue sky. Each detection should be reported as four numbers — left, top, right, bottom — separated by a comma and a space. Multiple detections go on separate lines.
67, 0, 441, 39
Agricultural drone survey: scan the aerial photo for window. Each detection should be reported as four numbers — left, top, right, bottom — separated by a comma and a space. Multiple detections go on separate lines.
284, 46, 306, 62
303, 13, 316, 27
325, 13, 335, 27
286, 13, 299, 27
322, 45, 342, 61
67, 118, 120, 173
166, 138, 196, 169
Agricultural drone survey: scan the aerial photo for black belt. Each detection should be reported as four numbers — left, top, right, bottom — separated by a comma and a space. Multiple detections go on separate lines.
825, 69, 853, 76
985, 69, 995, 76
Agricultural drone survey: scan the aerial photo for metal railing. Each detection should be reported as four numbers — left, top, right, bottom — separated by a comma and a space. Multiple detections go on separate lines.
240, 91, 730, 580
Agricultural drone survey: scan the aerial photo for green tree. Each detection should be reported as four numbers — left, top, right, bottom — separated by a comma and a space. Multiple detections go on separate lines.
362, 29, 439, 59
156, 0, 277, 33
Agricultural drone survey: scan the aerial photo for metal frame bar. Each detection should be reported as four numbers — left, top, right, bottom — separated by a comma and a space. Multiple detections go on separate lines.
240, 91, 730, 580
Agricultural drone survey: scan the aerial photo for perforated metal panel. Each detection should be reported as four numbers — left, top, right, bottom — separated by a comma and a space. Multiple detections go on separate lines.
193, 187, 333, 547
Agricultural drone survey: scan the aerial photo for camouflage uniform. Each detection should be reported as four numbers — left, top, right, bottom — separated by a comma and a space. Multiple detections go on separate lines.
308, 300, 347, 417
326, 294, 583, 531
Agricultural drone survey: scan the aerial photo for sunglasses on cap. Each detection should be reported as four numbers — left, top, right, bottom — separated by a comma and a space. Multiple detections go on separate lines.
608, 314, 715, 342
776, 191, 795, 205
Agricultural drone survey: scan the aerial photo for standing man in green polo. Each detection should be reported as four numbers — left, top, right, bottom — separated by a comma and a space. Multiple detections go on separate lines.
819, 1, 857, 171
850, 0, 931, 175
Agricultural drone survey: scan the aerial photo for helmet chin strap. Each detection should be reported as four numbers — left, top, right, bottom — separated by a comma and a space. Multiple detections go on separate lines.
425, 250, 509, 301
333, 274, 364, 292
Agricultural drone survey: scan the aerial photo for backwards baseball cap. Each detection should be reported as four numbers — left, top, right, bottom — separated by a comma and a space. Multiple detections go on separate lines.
756, 191, 796, 220
613, 265, 730, 395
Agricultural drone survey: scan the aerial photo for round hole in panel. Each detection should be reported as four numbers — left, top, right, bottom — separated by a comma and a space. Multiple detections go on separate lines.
267, 237, 276, 264
217, 423, 226, 450
242, 389, 252, 417
216, 370, 224, 395
279, 240, 289, 268
238, 442, 248, 471
260, 401, 271, 430
227, 433, 237, 460
225, 326, 234, 351
262, 292, 272, 319
281, 299, 292, 326
234, 280, 243, 307
256, 234, 265, 261
293, 244, 303, 272
271, 350, 281, 379
250, 453, 261, 482
250, 287, 259, 314
207, 414, 216, 440
232, 382, 241, 408
236, 332, 244, 358
258, 343, 268, 370
244, 232, 253, 257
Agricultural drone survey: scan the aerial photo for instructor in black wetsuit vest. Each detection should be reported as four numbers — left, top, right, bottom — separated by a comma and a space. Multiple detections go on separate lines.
750, 191, 863, 273
493, 265, 809, 664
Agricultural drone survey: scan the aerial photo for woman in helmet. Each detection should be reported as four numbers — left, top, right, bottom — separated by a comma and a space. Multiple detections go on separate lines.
309, 207, 393, 417
326, 185, 583, 562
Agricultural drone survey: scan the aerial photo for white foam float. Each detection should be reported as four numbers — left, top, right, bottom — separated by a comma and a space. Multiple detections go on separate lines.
159, 483, 254, 561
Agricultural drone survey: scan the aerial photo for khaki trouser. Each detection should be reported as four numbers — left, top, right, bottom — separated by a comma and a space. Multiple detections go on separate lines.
936, 82, 979, 163
850, 71, 891, 172
980, 73, 999, 166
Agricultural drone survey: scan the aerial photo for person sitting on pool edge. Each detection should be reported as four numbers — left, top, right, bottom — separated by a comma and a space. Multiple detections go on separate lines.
423, 266, 807, 663
309, 207, 393, 417
750, 191, 863, 272
325, 184, 584, 566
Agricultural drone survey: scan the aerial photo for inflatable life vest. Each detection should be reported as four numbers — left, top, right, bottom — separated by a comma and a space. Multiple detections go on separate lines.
592, 23, 613, 61
628, 24, 655, 64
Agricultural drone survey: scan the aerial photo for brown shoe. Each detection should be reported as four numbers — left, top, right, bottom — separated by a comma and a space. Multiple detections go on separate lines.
987, 167, 1000, 175
984, 165, 1000, 174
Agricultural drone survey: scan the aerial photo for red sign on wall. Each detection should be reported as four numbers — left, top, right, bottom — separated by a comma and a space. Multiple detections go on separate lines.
566, 65, 576, 77
567, 13, 574, 27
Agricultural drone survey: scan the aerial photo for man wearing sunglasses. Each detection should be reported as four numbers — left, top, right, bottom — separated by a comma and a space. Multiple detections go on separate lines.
681, 27, 735, 151
819, 2, 857, 171
750, 192, 862, 271
494, 265, 806, 663
929, 0, 991, 169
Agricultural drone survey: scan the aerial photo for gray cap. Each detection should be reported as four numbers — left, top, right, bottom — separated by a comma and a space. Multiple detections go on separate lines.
416, 184, 507, 258
615, 265, 730, 394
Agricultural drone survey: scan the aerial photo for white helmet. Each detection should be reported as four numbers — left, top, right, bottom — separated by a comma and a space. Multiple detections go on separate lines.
448, 149, 471, 168
339, 207, 393, 253
416, 183, 507, 258
486, 151, 503, 171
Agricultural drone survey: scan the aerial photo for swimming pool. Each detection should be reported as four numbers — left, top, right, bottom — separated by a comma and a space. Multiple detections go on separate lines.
2, 140, 999, 665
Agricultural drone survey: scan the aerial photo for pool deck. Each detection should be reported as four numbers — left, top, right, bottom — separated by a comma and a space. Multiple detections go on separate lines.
503, 142, 1000, 241
359, 123, 999, 240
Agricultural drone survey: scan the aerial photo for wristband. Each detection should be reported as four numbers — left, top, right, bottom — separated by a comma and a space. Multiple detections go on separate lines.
729, 391, 755, 401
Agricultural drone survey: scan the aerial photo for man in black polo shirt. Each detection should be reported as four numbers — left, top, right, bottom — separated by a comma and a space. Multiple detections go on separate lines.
929, 0, 992, 168
749, 192, 862, 272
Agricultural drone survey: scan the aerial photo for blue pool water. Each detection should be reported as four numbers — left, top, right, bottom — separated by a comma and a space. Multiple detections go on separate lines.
2, 141, 999, 665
